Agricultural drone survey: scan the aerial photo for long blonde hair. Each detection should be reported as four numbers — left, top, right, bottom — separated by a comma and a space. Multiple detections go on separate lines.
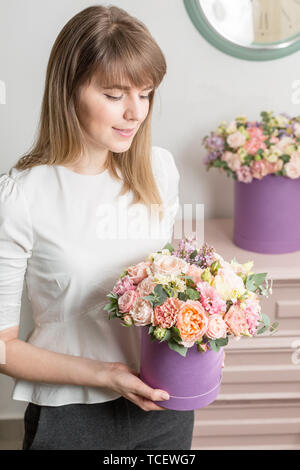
15, 5, 167, 219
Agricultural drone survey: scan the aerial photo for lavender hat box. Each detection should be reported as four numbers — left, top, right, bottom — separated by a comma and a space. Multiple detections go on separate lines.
139, 326, 224, 411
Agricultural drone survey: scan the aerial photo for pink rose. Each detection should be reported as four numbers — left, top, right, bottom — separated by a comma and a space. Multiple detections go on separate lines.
221, 151, 242, 171
236, 165, 253, 183
118, 289, 140, 313
129, 297, 154, 326
186, 264, 204, 285
113, 275, 137, 296
137, 277, 156, 297
206, 314, 227, 340
127, 261, 152, 284
250, 160, 269, 179
223, 304, 249, 336
270, 135, 279, 144
152, 254, 188, 276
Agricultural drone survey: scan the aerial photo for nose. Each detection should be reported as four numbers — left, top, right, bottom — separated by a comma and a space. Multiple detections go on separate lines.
123, 94, 145, 123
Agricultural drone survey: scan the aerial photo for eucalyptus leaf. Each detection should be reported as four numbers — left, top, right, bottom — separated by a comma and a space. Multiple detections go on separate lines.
167, 340, 187, 357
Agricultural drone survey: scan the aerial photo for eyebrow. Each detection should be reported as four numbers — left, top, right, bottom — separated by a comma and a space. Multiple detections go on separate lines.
102, 85, 154, 91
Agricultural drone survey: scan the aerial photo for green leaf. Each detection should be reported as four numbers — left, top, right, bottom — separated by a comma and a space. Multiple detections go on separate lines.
257, 325, 268, 335
246, 273, 267, 292
163, 242, 174, 253
215, 337, 228, 347
161, 329, 172, 342
208, 340, 220, 352
171, 326, 183, 342
167, 340, 187, 357
261, 313, 271, 328
270, 321, 279, 333
190, 250, 198, 259
185, 288, 200, 300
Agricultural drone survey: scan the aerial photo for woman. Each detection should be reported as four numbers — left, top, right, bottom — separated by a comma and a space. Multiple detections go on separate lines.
0, 5, 194, 450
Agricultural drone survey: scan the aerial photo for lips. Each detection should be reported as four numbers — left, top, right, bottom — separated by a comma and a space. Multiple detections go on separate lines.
113, 127, 135, 137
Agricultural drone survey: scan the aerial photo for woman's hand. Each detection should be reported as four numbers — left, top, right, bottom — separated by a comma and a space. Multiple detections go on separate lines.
106, 362, 170, 411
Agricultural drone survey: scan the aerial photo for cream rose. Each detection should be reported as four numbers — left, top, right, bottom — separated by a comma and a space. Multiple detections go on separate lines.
227, 131, 246, 149
206, 314, 228, 340
212, 268, 246, 301
129, 297, 154, 326
152, 253, 188, 276
285, 160, 300, 179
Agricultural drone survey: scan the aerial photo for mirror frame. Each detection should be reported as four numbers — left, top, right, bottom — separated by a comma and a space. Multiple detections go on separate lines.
183, 0, 300, 61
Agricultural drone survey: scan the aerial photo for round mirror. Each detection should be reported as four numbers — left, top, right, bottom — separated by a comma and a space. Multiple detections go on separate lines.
184, 0, 300, 60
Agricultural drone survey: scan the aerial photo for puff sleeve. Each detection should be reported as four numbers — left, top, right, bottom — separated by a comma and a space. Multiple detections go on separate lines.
0, 173, 33, 331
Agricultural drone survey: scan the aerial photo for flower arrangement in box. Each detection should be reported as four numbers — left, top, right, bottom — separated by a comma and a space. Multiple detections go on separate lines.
105, 237, 277, 357
104, 236, 278, 410
203, 111, 300, 182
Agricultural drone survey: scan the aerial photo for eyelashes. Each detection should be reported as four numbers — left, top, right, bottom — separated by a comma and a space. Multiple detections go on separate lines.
104, 94, 151, 101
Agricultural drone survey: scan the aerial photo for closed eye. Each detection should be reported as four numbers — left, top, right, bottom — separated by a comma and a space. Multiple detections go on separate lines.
104, 94, 151, 101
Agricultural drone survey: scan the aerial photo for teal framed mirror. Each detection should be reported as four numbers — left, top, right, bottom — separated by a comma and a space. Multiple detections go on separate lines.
183, 0, 300, 61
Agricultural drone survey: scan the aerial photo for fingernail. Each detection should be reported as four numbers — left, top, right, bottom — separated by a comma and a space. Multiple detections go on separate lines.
160, 392, 170, 400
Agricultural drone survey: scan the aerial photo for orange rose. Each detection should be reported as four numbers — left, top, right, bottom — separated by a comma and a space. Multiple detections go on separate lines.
176, 300, 208, 342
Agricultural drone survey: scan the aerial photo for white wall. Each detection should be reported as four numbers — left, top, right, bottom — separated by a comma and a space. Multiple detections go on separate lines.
0, 0, 299, 419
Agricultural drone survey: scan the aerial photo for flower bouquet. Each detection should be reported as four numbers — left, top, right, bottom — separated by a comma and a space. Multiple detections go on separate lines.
104, 237, 277, 410
203, 111, 300, 254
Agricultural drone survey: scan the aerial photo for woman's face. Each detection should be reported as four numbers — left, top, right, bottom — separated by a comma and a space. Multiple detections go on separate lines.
76, 74, 153, 158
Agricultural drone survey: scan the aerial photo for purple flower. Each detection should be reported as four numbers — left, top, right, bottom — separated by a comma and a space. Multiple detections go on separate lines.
204, 151, 221, 165
205, 132, 225, 152
173, 238, 216, 269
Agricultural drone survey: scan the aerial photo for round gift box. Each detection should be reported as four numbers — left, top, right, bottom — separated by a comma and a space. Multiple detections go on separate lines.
139, 326, 223, 411
233, 174, 300, 254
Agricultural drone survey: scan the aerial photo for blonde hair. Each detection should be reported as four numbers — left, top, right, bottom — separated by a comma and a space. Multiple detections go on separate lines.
15, 5, 167, 220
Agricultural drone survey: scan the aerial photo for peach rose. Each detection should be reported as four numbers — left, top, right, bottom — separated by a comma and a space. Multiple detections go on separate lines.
176, 300, 208, 342
206, 314, 228, 340
223, 304, 249, 336
129, 297, 154, 326
250, 160, 269, 179
136, 277, 156, 297
185, 264, 204, 285
118, 289, 140, 314
152, 254, 188, 277
127, 261, 152, 284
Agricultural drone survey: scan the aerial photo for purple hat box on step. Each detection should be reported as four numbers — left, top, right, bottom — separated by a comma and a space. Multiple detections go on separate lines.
139, 326, 223, 411
233, 175, 300, 254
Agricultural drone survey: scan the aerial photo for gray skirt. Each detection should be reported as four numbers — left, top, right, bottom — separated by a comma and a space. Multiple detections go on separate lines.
22, 396, 195, 450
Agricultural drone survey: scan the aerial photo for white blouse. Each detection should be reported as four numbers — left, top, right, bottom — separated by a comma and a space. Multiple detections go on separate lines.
0, 146, 180, 406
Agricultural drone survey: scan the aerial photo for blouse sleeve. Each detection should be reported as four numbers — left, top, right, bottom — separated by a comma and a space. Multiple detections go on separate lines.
0, 173, 33, 332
